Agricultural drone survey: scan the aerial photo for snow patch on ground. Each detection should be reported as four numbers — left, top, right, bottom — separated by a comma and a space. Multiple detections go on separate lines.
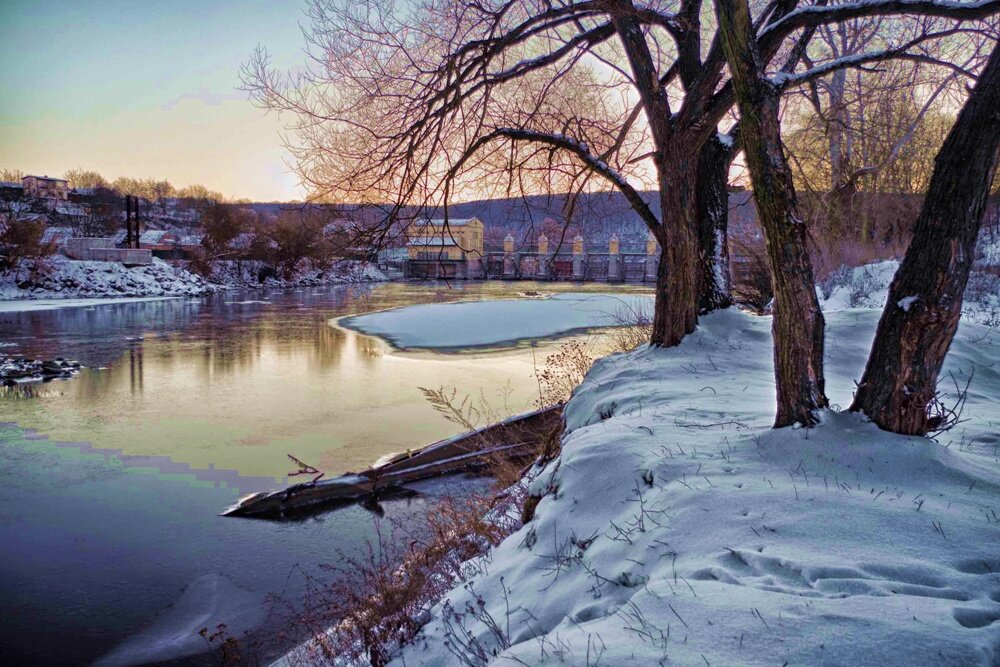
385, 309, 1000, 666
818, 255, 1000, 328
339, 293, 654, 349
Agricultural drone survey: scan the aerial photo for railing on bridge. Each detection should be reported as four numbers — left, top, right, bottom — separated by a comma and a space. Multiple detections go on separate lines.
403, 233, 661, 282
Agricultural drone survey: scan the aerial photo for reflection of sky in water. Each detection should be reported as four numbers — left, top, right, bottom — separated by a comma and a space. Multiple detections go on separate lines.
0, 281, 650, 665
0, 422, 444, 666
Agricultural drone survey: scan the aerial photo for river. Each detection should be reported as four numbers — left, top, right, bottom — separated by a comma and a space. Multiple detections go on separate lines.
0, 281, 651, 666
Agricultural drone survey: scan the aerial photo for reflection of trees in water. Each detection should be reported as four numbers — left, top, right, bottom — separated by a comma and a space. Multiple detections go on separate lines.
0, 383, 64, 400
1, 281, 616, 394
0, 299, 206, 367
352, 332, 383, 364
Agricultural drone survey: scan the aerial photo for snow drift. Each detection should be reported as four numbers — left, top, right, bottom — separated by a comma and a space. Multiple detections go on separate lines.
380, 308, 1000, 666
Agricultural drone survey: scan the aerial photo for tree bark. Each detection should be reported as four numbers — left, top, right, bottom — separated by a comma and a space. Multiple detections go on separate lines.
651, 140, 701, 346
850, 40, 1000, 435
697, 134, 733, 313
612, 2, 702, 347
715, 0, 829, 427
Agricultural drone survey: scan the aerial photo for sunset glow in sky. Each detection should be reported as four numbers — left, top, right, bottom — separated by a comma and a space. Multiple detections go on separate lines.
1, 0, 308, 201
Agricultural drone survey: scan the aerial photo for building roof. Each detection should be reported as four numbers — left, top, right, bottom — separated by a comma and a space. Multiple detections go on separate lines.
407, 237, 459, 247
421, 217, 481, 227
25, 175, 68, 184
0, 181, 22, 189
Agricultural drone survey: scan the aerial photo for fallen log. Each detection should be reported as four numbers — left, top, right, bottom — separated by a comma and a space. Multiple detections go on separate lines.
222, 404, 562, 519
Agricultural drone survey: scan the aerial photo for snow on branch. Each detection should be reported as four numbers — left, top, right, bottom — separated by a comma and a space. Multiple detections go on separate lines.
764, 0, 1000, 38
772, 28, 978, 90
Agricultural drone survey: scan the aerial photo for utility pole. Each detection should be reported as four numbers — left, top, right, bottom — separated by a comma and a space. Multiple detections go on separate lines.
124, 195, 132, 248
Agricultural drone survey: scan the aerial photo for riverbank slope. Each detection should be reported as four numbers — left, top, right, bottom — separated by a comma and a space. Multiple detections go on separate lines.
383, 307, 1000, 666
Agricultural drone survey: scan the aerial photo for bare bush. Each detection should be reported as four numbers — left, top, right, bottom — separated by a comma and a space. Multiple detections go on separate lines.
729, 232, 773, 315
0, 202, 54, 273
536, 340, 597, 407
601, 300, 653, 354
282, 485, 524, 667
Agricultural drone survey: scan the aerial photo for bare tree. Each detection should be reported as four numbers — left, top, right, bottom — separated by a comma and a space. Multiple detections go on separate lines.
64, 169, 110, 191
244, 0, 1000, 349
74, 187, 122, 237
0, 191, 52, 273
716, 0, 829, 426
784, 22, 988, 246
850, 37, 1000, 435
0, 168, 24, 184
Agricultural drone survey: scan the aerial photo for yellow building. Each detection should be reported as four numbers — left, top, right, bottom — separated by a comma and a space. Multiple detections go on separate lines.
406, 217, 484, 260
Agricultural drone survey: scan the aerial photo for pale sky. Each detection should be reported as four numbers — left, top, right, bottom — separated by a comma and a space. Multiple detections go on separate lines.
0, 0, 309, 201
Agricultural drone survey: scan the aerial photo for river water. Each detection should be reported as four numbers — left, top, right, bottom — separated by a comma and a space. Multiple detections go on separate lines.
0, 281, 651, 666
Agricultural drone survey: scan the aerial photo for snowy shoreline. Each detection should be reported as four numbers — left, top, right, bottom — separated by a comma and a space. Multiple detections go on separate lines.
275, 258, 1000, 667
0, 256, 389, 305
364, 309, 1000, 667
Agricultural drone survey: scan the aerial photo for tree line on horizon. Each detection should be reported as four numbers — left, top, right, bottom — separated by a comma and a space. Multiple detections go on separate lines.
0, 167, 239, 205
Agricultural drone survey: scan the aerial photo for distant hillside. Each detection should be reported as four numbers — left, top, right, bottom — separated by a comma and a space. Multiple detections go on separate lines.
344, 190, 759, 249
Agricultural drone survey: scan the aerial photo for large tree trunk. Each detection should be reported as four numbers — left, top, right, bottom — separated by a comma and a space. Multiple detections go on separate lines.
651, 143, 701, 346
715, 0, 829, 427
850, 41, 1000, 435
613, 3, 702, 348
697, 134, 733, 313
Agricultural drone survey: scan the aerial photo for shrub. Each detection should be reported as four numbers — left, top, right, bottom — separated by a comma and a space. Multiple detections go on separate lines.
601, 299, 653, 353
0, 215, 53, 273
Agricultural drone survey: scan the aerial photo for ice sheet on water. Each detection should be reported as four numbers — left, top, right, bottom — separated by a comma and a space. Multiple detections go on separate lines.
339, 292, 654, 349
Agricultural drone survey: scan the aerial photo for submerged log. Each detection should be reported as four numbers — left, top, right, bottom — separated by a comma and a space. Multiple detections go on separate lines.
222, 404, 562, 519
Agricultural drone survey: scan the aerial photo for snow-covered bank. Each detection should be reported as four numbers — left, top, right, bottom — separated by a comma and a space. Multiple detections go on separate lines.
0, 257, 388, 302
340, 293, 653, 350
0, 256, 219, 301
375, 309, 999, 666
817, 232, 1000, 327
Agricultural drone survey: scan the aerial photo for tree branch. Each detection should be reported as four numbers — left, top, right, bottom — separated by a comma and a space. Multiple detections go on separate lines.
449, 128, 661, 234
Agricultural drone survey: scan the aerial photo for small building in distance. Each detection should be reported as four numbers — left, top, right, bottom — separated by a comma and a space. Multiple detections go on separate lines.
404, 217, 485, 279
406, 218, 483, 260
23, 175, 69, 200
138, 229, 204, 260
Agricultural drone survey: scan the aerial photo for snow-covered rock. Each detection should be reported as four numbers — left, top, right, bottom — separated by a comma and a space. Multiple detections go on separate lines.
383, 309, 1000, 666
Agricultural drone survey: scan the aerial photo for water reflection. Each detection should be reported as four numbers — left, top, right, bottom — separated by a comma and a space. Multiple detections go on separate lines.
0, 281, 651, 666
1, 282, 650, 483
